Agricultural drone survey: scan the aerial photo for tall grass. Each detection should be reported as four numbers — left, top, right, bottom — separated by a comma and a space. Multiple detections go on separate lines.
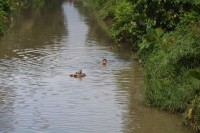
144, 22, 200, 131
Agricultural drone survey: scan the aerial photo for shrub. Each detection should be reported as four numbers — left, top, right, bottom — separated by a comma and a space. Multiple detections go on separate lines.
145, 22, 200, 130
110, 0, 138, 44
94, 0, 200, 51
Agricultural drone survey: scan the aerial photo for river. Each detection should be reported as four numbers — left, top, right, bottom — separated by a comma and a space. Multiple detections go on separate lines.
0, 0, 194, 133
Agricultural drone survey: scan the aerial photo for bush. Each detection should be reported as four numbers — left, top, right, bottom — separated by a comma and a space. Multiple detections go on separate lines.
110, 0, 138, 44
90, 0, 200, 52
145, 22, 200, 130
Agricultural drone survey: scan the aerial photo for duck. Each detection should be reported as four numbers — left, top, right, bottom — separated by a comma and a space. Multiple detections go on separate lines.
101, 58, 107, 65
70, 70, 86, 78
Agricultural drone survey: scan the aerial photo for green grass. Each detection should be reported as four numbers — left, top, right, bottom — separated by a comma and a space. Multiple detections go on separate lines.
144, 22, 200, 131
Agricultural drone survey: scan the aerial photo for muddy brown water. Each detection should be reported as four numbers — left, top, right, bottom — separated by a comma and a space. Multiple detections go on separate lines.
0, 1, 194, 133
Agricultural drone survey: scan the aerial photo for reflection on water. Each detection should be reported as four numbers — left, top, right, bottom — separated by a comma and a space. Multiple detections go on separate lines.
0, 0, 194, 133
116, 66, 194, 133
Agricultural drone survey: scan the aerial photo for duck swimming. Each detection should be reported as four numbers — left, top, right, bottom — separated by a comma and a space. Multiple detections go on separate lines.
70, 70, 86, 78
101, 58, 107, 65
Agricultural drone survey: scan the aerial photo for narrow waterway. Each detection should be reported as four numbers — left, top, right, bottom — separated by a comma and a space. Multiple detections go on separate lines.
0, 1, 194, 133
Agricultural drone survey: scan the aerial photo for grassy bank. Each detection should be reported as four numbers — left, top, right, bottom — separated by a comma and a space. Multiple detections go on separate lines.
87, 0, 200, 131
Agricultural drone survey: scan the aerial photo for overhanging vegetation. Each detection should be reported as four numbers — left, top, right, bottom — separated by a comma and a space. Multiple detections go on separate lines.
0, 0, 44, 34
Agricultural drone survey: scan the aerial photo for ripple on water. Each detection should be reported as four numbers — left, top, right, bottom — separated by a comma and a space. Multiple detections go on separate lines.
0, 1, 195, 133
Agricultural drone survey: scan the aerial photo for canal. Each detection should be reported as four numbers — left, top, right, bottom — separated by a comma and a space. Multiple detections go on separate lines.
0, 0, 194, 133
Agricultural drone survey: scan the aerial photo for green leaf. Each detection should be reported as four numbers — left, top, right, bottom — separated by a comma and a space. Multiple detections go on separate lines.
146, 27, 156, 36
155, 27, 164, 37
146, 34, 155, 42
189, 70, 200, 89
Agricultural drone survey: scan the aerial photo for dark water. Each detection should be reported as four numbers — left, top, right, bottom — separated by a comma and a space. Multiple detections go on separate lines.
0, 1, 194, 133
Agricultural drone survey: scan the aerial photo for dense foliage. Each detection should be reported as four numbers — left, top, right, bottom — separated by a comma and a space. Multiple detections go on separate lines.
89, 0, 200, 131
143, 21, 200, 131
91, 0, 200, 47
145, 22, 200, 130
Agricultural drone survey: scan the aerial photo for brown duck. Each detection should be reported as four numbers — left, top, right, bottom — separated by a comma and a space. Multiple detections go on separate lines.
70, 70, 86, 78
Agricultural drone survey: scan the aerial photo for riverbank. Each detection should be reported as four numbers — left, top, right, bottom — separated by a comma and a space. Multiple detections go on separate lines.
86, 0, 200, 131
0, 0, 45, 34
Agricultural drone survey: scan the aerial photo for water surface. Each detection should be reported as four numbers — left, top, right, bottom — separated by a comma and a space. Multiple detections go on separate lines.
0, 1, 194, 133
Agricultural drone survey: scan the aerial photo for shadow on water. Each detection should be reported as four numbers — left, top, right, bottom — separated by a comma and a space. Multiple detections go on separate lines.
115, 66, 194, 133
0, 0, 195, 133
0, 0, 67, 59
